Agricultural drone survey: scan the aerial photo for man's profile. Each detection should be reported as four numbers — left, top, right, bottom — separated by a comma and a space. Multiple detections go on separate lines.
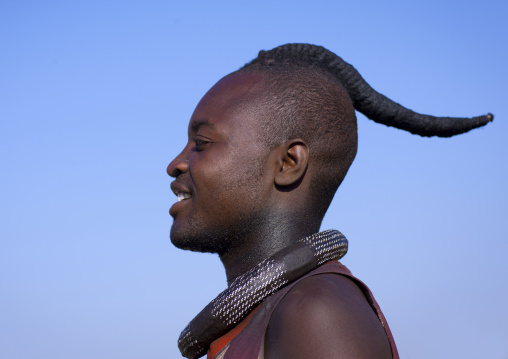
168, 44, 492, 359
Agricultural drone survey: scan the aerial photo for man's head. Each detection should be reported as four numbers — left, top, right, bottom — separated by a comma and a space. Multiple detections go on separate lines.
167, 65, 357, 253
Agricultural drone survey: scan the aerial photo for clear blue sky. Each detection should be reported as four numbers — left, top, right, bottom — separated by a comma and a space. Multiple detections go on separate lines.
1, 1, 507, 358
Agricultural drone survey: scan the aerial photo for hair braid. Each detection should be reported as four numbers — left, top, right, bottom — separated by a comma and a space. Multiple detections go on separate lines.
243, 43, 493, 137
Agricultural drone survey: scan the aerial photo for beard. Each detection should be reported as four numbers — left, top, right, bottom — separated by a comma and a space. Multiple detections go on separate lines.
170, 221, 230, 254
170, 209, 262, 255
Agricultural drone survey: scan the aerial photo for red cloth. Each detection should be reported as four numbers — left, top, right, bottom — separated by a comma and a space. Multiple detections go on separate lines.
207, 306, 260, 359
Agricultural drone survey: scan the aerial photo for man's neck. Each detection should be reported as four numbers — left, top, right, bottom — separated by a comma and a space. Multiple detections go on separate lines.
219, 218, 321, 286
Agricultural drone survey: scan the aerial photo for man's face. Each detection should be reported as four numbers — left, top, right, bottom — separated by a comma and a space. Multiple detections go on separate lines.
167, 72, 274, 254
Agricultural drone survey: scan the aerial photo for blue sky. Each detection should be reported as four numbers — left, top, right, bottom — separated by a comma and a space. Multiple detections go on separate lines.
1, 1, 507, 358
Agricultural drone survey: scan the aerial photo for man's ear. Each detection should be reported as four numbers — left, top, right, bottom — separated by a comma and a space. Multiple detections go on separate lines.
274, 139, 309, 187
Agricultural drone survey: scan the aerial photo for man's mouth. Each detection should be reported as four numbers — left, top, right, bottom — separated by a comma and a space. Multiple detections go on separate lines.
177, 192, 192, 202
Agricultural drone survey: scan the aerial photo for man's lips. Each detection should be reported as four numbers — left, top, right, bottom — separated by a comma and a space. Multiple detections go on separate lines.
171, 181, 193, 197
170, 181, 193, 217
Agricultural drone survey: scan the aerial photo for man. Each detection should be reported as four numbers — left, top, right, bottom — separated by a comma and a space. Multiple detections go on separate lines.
168, 44, 492, 359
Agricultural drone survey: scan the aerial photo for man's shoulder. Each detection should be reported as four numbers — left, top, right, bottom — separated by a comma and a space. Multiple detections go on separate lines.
263, 272, 392, 359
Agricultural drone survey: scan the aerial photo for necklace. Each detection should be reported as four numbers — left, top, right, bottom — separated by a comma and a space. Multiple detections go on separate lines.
178, 229, 348, 359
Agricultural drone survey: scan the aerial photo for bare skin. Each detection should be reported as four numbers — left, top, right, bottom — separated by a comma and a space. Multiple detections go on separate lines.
264, 274, 392, 359
168, 72, 392, 357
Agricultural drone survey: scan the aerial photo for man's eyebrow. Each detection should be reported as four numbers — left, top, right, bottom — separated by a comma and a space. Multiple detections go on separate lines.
190, 119, 216, 133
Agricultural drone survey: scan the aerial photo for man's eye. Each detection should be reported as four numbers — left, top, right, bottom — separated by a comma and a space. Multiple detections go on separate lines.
193, 139, 209, 151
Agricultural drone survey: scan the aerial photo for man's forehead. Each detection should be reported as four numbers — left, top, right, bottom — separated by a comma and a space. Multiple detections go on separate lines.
189, 72, 269, 131
201, 72, 266, 106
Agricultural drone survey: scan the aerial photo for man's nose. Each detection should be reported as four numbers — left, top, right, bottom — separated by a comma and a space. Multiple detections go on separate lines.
167, 150, 189, 178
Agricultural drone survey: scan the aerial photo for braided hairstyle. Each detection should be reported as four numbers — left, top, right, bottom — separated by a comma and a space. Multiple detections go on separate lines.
236, 43, 493, 217
240, 43, 492, 137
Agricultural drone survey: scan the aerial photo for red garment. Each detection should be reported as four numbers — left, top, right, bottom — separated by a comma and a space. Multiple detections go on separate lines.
207, 306, 260, 358
207, 261, 399, 359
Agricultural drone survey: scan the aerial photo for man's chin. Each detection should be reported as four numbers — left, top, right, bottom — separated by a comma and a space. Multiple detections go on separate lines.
170, 225, 222, 254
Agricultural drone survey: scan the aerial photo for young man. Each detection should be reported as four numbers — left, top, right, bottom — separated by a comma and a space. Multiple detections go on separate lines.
168, 44, 492, 359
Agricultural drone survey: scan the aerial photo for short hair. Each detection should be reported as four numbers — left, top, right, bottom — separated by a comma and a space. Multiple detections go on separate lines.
237, 64, 357, 217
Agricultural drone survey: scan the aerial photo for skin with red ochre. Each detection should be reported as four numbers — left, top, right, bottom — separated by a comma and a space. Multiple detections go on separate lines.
168, 72, 391, 358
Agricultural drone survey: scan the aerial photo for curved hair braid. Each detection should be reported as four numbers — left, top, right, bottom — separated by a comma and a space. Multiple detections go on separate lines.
242, 43, 493, 137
